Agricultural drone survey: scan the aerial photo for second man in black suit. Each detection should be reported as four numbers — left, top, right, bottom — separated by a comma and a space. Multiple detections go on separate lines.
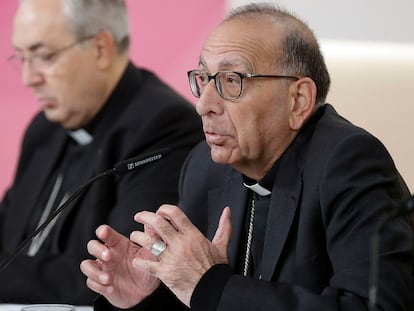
0, 0, 202, 305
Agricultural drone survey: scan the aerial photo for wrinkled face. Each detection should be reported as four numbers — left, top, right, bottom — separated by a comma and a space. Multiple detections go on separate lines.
195, 18, 298, 179
12, 0, 104, 129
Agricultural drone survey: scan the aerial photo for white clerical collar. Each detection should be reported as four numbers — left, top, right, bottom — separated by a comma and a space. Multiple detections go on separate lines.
68, 129, 93, 145
243, 181, 272, 196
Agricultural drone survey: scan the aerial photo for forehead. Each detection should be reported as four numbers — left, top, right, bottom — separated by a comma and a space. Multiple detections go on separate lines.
200, 17, 284, 72
12, 0, 73, 49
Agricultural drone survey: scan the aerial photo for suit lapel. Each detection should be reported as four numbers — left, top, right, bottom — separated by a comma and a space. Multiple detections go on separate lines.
9, 128, 68, 248
204, 152, 303, 276
50, 138, 102, 234
259, 143, 304, 280
259, 107, 324, 280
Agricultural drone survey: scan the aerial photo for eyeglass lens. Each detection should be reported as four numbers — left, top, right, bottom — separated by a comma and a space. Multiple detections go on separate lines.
191, 71, 242, 100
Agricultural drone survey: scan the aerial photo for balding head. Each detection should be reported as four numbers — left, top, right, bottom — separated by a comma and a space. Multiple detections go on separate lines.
222, 3, 330, 105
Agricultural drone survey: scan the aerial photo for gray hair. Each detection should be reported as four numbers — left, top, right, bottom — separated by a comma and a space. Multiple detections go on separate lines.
61, 0, 130, 53
226, 2, 330, 105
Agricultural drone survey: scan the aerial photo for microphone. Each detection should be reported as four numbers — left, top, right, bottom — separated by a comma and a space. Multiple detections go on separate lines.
0, 147, 170, 271
369, 194, 414, 311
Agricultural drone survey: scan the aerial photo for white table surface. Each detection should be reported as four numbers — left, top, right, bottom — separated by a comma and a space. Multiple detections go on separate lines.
0, 305, 92, 311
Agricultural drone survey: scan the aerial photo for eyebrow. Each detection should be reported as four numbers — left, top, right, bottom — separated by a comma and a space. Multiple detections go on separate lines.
198, 57, 252, 72
198, 57, 210, 70
13, 42, 47, 53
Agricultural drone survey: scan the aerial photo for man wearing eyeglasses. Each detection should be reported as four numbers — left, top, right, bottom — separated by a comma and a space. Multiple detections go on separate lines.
0, 0, 203, 305
81, 3, 414, 311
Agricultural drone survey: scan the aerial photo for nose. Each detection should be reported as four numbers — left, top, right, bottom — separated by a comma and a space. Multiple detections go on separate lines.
195, 80, 224, 117
22, 61, 44, 87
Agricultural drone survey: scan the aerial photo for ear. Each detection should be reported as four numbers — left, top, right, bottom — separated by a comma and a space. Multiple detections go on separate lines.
91, 31, 116, 70
288, 77, 317, 130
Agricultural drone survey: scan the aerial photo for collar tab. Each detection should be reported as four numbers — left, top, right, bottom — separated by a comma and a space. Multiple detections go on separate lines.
68, 129, 93, 145
243, 182, 271, 196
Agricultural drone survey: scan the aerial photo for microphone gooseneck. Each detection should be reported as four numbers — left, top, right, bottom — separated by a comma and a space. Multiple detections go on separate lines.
0, 147, 170, 271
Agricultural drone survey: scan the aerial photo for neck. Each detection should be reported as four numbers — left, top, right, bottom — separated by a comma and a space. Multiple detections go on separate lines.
237, 153, 280, 181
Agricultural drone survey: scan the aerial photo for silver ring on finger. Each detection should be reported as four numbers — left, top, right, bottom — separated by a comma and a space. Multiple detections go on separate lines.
150, 240, 166, 256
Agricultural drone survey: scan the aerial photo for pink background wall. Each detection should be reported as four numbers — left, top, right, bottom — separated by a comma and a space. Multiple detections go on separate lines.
0, 1, 225, 198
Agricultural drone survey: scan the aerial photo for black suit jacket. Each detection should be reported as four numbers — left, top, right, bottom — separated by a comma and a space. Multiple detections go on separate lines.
0, 63, 203, 305
116, 104, 413, 311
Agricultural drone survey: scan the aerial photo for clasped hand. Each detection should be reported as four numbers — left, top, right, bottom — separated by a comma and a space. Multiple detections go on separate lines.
80, 204, 232, 308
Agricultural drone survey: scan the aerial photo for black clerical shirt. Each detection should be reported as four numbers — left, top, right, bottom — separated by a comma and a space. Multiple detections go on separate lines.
241, 161, 279, 278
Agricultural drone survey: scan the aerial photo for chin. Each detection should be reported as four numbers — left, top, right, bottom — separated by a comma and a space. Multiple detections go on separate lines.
44, 113, 72, 128
210, 147, 234, 165
44, 112, 62, 124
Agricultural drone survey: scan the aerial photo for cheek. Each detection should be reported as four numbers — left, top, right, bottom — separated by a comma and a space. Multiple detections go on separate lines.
227, 109, 260, 157
47, 66, 74, 98
236, 101, 289, 154
236, 120, 264, 158
55, 71, 91, 109
51, 81, 76, 113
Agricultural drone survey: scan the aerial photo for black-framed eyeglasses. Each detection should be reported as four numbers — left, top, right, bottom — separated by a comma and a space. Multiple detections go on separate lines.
7, 34, 96, 73
187, 70, 299, 100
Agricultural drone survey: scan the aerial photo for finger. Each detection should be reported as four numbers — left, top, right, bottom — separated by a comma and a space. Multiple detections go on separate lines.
95, 224, 125, 248
157, 204, 194, 233
144, 223, 158, 237
85, 276, 114, 296
80, 259, 111, 285
130, 230, 160, 251
134, 210, 178, 244
79, 259, 96, 278
87, 239, 110, 261
212, 207, 232, 257
156, 204, 196, 235
155, 204, 181, 230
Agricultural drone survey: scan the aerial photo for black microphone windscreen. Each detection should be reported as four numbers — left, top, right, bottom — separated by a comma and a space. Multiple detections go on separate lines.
114, 147, 171, 174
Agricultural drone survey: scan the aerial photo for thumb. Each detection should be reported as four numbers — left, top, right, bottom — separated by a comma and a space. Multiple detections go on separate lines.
212, 207, 232, 258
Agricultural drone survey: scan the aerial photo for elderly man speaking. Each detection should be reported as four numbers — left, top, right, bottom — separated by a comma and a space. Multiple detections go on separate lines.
81, 3, 413, 311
